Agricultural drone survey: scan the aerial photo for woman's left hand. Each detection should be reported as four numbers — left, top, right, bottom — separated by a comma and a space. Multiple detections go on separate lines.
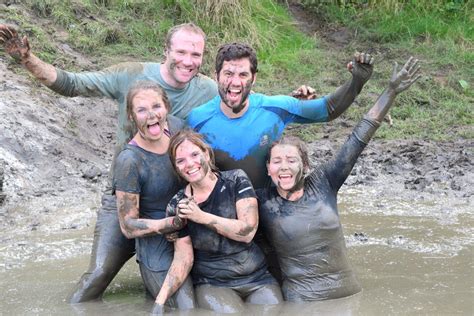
177, 198, 204, 223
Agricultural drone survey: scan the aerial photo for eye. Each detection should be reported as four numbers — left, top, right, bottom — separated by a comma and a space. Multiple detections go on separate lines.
175, 158, 184, 165
191, 151, 200, 158
288, 159, 297, 163
152, 103, 162, 109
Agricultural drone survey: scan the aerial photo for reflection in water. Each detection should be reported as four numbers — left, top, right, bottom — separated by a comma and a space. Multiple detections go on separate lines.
1, 186, 472, 315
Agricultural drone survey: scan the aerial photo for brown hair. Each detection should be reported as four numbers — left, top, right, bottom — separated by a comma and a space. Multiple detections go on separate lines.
165, 23, 206, 52
215, 42, 258, 76
168, 129, 218, 180
267, 136, 311, 171
125, 81, 171, 139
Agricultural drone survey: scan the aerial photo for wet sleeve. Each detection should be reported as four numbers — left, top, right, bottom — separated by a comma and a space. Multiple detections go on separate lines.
48, 63, 132, 99
113, 150, 141, 194
165, 194, 189, 238
325, 131, 367, 192
263, 95, 329, 124
234, 169, 257, 201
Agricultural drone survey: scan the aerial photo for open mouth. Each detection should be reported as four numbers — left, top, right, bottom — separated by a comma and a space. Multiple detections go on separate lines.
147, 122, 161, 136
227, 88, 242, 102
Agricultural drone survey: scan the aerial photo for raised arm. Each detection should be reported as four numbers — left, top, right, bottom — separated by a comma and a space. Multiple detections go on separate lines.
153, 236, 194, 314
325, 52, 374, 121
116, 191, 182, 239
327, 57, 421, 191
0, 24, 57, 85
177, 196, 258, 244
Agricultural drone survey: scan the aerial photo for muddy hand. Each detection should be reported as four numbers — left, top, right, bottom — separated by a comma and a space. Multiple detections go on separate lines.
177, 198, 202, 222
0, 25, 31, 63
151, 302, 169, 315
389, 56, 421, 94
291, 85, 317, 100
347, 52, 374, 85
165, 232, 179, 242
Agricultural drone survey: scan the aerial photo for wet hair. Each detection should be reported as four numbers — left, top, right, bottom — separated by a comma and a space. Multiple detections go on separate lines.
168, 129, 219, 181
215, 42, 258, 76
267, 136, 311, 171
165, 23, 206, 52
125, 81, 171, 138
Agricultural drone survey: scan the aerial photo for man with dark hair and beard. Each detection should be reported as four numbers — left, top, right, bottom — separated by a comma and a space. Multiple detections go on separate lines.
188, 42, 374, 190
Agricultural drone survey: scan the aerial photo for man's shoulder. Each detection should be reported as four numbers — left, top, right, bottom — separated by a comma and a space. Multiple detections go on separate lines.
191, 73, 217, 89
188, 96, 220, 123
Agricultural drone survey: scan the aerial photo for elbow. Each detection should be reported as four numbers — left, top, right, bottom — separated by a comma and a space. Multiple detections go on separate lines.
120, 224, 135, 239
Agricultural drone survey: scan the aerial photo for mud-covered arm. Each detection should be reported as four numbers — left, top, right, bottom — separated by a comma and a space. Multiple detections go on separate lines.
177, 197, 258, 244
326, 52, 374, 121
116, 191, 182, 239
327, 57, 421, 191
154, 236, 193, 308
0, 25, 124, 99
0, 24, 57, 85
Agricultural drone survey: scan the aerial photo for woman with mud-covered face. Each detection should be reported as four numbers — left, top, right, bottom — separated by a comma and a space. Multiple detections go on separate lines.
258, 57, 421, 302
113, 81, 194, 314
166, 129, 283, 313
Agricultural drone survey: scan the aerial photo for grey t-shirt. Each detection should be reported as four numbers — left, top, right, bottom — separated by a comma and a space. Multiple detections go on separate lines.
256, 126, 372, 301
113, 115, 185, 272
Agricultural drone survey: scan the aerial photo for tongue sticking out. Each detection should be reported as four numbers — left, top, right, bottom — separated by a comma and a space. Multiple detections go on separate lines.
148, 123, 161, 136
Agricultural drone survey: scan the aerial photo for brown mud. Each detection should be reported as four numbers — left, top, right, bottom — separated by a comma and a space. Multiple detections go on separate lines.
0, 2, 472, 315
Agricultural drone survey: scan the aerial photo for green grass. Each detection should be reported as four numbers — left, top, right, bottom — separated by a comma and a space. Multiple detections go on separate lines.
0, 0, 472, 141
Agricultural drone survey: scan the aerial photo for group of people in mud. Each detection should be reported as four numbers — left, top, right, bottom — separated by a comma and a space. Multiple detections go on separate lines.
0, 22, 420, 314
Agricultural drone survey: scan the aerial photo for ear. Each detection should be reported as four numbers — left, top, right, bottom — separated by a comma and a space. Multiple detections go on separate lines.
266, 161, 270, 176
251, 73, 257, 85
214, 71, 218, 81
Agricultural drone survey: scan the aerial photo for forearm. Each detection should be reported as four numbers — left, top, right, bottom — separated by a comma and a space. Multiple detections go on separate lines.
155, 239, 193, 305
120, 217, 178, 239
353, 87, 397, 144
20, 53, 57, 86
197, 212, 256, 243
325, 76, 365, 121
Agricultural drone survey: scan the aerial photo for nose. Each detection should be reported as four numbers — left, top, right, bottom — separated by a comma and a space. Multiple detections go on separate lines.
182, 53, 193, 66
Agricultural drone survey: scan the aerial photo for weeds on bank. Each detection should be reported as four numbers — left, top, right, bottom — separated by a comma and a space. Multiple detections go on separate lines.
0, 0, 472, 140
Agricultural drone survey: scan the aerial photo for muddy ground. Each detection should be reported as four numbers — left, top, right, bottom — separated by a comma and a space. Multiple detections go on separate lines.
0, 1, 472, 260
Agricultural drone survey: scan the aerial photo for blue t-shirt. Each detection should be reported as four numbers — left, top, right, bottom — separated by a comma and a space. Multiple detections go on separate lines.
188, 93, 329, 188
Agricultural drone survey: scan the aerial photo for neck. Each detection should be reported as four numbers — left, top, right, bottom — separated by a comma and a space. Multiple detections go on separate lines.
188, 172, 218, 203
133, 133, 169, 155
277, 187, 304, 201
160, 62, 186, 89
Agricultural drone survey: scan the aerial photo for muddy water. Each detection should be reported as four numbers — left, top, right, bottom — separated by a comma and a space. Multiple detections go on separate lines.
1, 186, 472, 315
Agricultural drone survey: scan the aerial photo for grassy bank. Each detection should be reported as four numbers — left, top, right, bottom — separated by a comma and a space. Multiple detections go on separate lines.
1, 0, 472, 140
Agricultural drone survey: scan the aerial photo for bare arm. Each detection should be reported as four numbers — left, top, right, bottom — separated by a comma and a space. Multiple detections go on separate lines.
116, 191, 181, 239
177, 197, 258, 244
0, 24, 57, 85
154, 236, 193, 307
326, 52, 374, 120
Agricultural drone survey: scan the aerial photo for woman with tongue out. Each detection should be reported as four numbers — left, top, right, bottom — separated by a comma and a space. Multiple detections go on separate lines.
165, 129, 283, 313
257, 57, 421, 302
113, 81, 195, 314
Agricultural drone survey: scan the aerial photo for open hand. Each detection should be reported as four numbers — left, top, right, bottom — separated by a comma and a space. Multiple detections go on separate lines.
0, 25, 31, 63
389, 56, 421, 94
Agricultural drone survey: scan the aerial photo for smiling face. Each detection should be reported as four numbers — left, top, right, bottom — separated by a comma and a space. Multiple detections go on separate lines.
162, 29, 205, 88
267, 144, 307, 199
217, 58, 255, 116
174, 139, 212, 184
130, 89, 169, 143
